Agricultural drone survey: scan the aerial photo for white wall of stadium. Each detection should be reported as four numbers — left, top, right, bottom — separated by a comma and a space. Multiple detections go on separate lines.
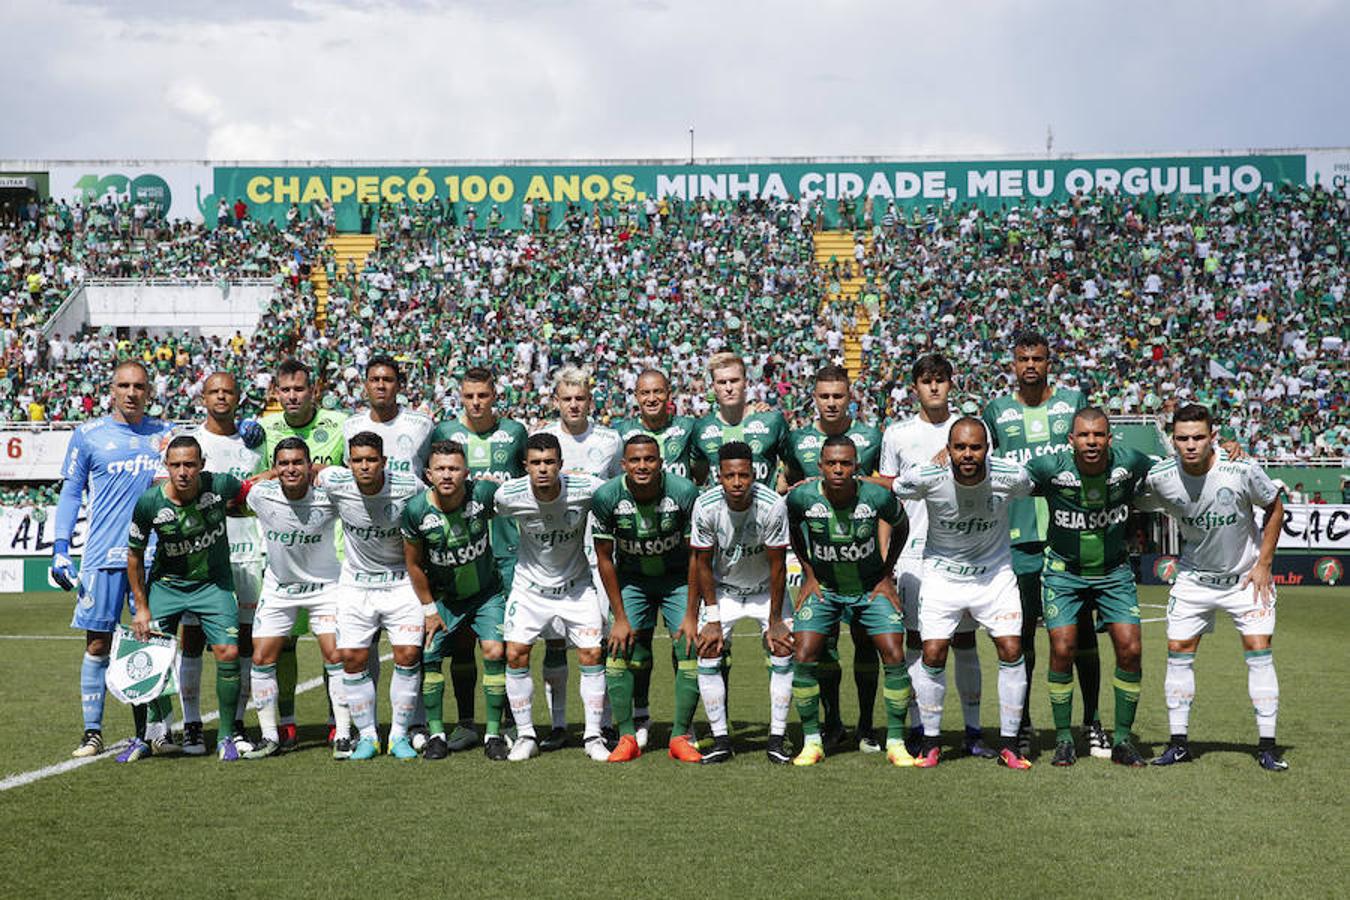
2, 149, 1346, 226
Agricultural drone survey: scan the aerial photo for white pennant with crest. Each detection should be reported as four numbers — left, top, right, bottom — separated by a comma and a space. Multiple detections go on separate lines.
106, 626, 179, 705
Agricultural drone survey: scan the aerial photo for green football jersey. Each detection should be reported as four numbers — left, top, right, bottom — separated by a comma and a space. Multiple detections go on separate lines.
981, 388, 1087, 546
782, 420, 884, 480
786, 480, 904, 595
690, 409, 790, 486
261, 408, 349, 466
614, 415, 697, 479
1025, 446, 1153, 577
429, 416, 528, 558
400, 481, 500, 602
128, 472, 244, 589
591, 473, 699, 582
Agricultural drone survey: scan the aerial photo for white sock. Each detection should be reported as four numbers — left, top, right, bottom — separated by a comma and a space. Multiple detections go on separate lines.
904, 647, 922, 730
235, 655, 252, 724
389, 664, 421, 740
1165, 652, 1196, 736
544, 664, 569, 731
914, 663, 946, 737
325, 663, 351, 740
146, 719, 168, 742
697, 658, 728, 737
1246, 650, 1278, 740
997, 656, 1028, 739
953, 643, 982, 731
506, 667, 535, 739
769, 654, 793, 737
344, 672, 379, 740
579, 665, 606, 741
252, 663, 280, 741
178, 655, 203, 725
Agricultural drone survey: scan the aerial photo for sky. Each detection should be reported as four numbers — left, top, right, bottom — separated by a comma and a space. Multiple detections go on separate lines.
3, 0, 1346, 161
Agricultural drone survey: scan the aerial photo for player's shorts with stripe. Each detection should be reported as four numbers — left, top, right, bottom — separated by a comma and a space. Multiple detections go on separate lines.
1167, 571, 1275, 640
696, 585, 792, 640
1041, 563, 1139, 632
147, 581, 239, 647
897, 556, 975, 636
504, 576, 603, 649
70, 567, 135, 633
620, 576, 688, 635
918, 561, 1022, 640
183, 561, 262, 628
253, 580, 339, 639
336, 573, 423, 649
794, 589, 904, 636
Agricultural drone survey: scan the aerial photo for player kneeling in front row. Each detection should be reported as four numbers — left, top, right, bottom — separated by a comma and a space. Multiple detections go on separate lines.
786, 436, 914, 767
1135, 405, 1288, 770
493, 433, 610, 761
683, 442, 795, 764
403, 440, 510, 760
323, 432, 423, 760
124, 436, 253, 762
241, 438, 349, 759
884, 418, 1033, 769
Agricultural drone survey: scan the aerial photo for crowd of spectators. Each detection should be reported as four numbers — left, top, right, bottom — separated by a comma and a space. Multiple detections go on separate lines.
1, 185, 1345, 469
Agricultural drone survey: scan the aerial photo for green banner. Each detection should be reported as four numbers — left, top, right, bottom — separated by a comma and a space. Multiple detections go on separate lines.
213, 154, 1308, 230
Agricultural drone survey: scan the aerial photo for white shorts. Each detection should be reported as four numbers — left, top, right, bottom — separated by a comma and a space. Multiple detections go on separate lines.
504, 577, 604, 649
182, 561, 262, 627
898, 557, 976, 636
696, 587, 791, 640
1167, 573, 1276, 641
918, 563, 1022, 640
336, 580, 423, 649
253, 582, 340, 639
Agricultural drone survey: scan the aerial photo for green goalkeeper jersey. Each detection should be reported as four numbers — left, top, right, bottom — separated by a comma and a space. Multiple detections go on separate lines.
1025, 447, 1153, 577
981, 388, 1087, 546
691, 409, 790, 487
260, 408, 349, 466
782, 420, 884, 480
128, 472, 244, 589
591, 473, 699, 582
429, 416, 528, 560
400, 481, 500, 602
786, 479, 904, 595
613, 415, 697, 480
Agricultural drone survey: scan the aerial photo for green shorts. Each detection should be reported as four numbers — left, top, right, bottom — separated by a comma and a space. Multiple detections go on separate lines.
1041, 564, 1140, 632
149, 581, 239, 647
1011, 542, 1045, 577
794, 590, 904, 637
620, 578, 688, 635
494, 555, 516, 594
438, 590, 506, 644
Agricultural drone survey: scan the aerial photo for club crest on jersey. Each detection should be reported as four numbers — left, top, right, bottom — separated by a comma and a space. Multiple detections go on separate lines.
1215, 487, 1237, 509
397, 434, 414, 455
383, 502, 400, 520
313, 428, 330, 445
493, 449, 509, 464
1052, 419, 1069, 435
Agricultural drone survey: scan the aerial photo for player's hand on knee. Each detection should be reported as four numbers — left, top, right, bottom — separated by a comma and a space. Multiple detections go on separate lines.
607, 619, 634, 656
423, 611, 447, 649
870, 576, 901, 612
696, 621, 723, 658
767, 620, 793, 656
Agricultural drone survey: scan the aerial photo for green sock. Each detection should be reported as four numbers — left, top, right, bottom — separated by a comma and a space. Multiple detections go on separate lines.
672, 647, 700, 737
792, 661, 821, 739
1112, 667, 1142, 744
632, 642, 654, 712
1076, 640, 1102, 725
606, 657, 636, 736
147, 694, 171, 725
482, 659, 506, 736
450, 647, 477, 724
882, 662, 912, 741
422, 661, 446, 735
818, 637, 843, 730
854, 643, 879, 732
1048, 669, 1075, 742
216, 659, 241, 729
277, 639, 298, 720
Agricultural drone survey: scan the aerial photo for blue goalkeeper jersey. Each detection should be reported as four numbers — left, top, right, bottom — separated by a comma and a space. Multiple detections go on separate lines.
55, 415, 174, 570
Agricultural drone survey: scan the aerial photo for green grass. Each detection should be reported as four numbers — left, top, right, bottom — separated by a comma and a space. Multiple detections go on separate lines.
2, 587, 1348, 898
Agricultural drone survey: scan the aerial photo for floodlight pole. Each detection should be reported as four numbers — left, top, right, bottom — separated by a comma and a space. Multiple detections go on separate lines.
689, 127, 694, 165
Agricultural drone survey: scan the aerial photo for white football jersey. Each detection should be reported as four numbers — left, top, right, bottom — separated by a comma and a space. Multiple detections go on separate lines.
539, 421, 623, 479
494, 473, 601, 590
177, 423, 264, 564
689, 483, 789, 593
245, 480, 340, 586
317, 467, 419, 584
890, 458, 1033, 578
880, 415, 955, 558
344, 408, 434, 481
1135, 457, 1280, 575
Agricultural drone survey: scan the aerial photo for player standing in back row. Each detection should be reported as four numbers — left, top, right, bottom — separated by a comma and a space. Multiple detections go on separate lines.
1134, 405, 1288, 770
982, 331, 1106, 758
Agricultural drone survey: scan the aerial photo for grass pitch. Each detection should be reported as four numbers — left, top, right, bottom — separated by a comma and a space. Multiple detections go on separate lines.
2, 587, 1347, 898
